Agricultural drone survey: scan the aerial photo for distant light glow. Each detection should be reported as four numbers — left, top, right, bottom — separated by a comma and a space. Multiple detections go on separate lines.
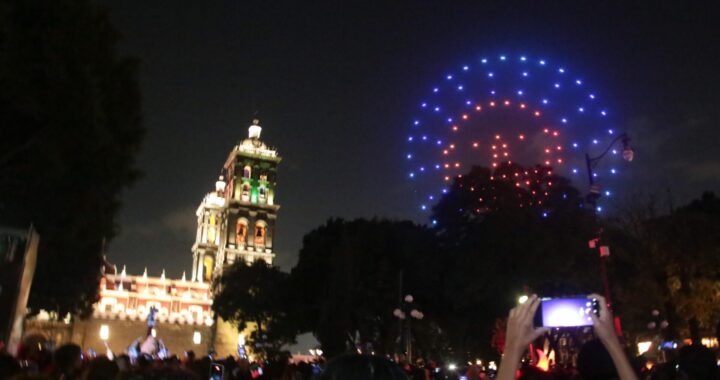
523, 71, 528, 77
433, 88, 439, 93
481, 58, 488, 63
520, 56, 527, 61
558, 68, 565, 73
500, 55, 506, 60
447, 75, 453, 80
488, 72, 494, 78
463, 65, 469, 71
554, 83, 560, 88
539, 60, 546, 65
576, 79, 582, 85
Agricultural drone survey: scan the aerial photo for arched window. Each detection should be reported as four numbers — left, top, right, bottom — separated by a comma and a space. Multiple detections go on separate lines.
236, 219, 248, 245
258, 186, 267, 203
202, 255, 214, 282
254, 222, 266, 247
243, 165, 252, 179
241, 184, 250, 202
207, 213, 217, 244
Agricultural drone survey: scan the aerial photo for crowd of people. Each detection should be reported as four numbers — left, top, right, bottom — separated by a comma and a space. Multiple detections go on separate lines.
1, 295, 717, 380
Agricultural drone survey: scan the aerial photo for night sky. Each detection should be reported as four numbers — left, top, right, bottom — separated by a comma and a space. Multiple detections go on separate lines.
100, 1, 720, 278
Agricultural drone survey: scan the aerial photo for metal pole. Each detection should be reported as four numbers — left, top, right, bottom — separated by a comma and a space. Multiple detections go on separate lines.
406, 318, 412, 364
585, 153, 612, 305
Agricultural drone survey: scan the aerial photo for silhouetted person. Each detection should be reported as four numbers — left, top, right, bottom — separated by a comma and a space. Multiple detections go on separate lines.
315, 354, 407, 380
0, 353, 21, 380
577, 339, 619, 380
677, 345, 717, 380
52, 344, 82, 380
83, 356, 119, 380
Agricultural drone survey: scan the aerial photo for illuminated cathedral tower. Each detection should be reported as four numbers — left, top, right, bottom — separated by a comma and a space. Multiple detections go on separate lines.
191, 119, 280, 283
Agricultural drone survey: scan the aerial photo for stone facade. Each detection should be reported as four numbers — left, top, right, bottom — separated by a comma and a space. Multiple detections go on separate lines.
24, 120, 280, 359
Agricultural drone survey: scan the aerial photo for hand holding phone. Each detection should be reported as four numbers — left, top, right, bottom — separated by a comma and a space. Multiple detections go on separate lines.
505, 295, 549, 355
587, 293, 615, 343
533, 296, 599, 328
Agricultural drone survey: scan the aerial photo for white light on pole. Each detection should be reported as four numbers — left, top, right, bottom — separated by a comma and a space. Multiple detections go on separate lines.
637, 341, 651, 354
99, 325, 109, 341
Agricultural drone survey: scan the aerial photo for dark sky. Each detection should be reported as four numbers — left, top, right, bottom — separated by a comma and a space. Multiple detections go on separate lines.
100, 1, 720, 277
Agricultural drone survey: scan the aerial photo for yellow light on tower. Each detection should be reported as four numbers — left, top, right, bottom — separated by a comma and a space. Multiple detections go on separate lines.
193, 331, 202, 345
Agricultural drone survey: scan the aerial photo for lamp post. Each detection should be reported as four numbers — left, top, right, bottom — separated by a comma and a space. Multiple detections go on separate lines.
393, 294, 424, 363
584, 132, 634, 306
99, 325, 112, 359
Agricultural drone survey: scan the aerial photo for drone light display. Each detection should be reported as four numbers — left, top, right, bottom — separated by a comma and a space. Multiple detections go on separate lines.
406, 54, 630, 221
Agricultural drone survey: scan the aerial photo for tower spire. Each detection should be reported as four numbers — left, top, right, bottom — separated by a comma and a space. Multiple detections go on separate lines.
248, 119, 262, 139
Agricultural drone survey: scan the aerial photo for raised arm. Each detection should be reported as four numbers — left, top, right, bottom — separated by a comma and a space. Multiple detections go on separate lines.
497, 295, 548, 380
589, 294, 639, 380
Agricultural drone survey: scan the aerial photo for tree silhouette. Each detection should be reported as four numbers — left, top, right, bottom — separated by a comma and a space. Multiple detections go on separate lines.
0, 0, 144, 316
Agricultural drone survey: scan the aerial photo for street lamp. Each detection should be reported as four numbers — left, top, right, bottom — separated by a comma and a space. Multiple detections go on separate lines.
99, 325, 112, 359
584, 132, 634, 307
393, 294, 424, 363
99, 325, 110, 341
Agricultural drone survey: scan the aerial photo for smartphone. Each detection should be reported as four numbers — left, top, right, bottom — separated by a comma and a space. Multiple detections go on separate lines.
534, 296, 599, 327
210, 363, 224, 380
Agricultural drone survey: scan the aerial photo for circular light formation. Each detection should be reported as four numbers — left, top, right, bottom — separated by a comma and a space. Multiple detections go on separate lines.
406, 54, 628, 215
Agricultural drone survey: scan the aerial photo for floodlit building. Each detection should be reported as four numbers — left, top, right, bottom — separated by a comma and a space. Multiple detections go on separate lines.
25, 119, 281, 358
